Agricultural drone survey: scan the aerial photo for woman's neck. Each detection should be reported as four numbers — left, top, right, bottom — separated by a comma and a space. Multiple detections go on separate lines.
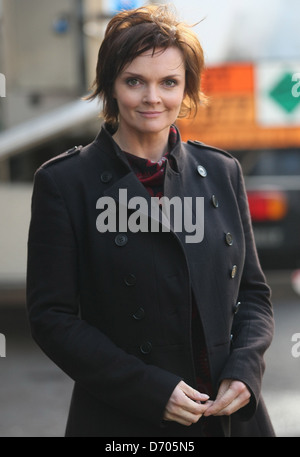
112, 126, 169, 162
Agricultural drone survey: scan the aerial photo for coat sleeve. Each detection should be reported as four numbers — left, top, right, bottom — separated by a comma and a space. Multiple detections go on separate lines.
26, 166, 181, 427
218, 158, 274, 420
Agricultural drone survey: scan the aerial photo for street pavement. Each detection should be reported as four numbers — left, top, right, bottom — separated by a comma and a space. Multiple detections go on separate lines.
0, 270, 299, 437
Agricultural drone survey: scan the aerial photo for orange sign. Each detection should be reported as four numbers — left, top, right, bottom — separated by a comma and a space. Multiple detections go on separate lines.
201, 63, 254, 95
177, 63, 300, 150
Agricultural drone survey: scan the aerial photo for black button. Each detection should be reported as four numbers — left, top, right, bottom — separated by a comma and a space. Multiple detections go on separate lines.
225, 232, 233, 246
211, 195, 219, 208
124, 274, 136, 286
100, 171, 112, 183
232, 301, 241, 314
115, 234, 128, 247
133, 307, 145, 320
140, 341, 152, 355
231, 265, 237, 279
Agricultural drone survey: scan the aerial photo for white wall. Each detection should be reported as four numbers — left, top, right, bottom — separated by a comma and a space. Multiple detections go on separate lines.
0, 185, 32, 286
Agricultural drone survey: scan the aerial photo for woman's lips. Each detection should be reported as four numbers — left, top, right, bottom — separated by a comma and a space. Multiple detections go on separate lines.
137, 111, 163, 118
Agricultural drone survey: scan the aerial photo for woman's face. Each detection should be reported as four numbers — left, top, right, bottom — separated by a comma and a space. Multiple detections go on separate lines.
113, 47, 186, 137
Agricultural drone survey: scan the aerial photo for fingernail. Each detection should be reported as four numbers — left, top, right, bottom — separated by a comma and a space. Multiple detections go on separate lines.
201, 394, 209, 400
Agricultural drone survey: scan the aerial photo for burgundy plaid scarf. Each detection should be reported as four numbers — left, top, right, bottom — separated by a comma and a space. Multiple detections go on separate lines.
124, 125, 178, 197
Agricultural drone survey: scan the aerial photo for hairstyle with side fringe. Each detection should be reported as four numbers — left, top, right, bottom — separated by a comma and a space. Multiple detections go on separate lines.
87, 4, 207, 127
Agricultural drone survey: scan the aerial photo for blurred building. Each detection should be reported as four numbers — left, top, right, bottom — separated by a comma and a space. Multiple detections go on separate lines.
1, 0, 86, 129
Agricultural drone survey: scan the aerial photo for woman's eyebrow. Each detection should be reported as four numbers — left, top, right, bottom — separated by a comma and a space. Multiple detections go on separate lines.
122, 71, 183, 78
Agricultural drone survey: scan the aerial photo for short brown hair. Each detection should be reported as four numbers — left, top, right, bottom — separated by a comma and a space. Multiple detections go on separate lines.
87, 4, 206, 126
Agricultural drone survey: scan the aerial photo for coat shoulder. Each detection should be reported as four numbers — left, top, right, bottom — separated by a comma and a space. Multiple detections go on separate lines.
186, 140, 235, 160
39, 145, 83, 171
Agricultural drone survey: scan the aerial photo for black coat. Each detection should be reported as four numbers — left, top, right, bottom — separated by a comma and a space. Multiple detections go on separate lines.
26, 124, 275, 437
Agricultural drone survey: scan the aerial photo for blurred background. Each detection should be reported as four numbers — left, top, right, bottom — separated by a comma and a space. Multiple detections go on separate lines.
0, 0, 299, 437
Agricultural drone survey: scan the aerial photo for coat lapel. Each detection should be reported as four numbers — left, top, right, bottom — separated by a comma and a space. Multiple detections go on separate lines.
102, 171, 172, 232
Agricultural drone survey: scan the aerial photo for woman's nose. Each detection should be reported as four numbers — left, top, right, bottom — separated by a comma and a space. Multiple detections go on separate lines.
143, 85, 161, 104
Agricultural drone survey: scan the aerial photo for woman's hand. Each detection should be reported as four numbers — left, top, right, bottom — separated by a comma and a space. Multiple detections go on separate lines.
204, 379, 251, 417
163, 380, 211, 426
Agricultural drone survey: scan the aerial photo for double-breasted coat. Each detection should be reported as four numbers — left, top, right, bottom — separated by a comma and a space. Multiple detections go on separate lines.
26, 124, 275, 437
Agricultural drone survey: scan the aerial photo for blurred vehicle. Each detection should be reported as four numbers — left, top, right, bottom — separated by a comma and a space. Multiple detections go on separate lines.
235, 148, 300, 270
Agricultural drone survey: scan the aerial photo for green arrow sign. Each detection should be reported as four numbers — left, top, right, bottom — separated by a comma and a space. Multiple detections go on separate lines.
269, 72, 300, 113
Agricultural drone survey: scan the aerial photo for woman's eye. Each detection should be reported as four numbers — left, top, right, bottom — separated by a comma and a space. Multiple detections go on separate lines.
164, 79, 177, 87
127, 78, 140, 87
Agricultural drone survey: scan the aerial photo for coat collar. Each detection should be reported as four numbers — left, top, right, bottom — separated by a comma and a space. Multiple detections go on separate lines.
93, 122, 185, 175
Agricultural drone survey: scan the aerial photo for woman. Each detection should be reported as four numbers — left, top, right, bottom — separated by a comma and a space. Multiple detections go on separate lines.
27, 5, 275, 437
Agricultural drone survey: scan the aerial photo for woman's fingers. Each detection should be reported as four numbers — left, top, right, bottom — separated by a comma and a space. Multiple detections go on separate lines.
204, 379, 250, 417
164, 381, 210, 426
